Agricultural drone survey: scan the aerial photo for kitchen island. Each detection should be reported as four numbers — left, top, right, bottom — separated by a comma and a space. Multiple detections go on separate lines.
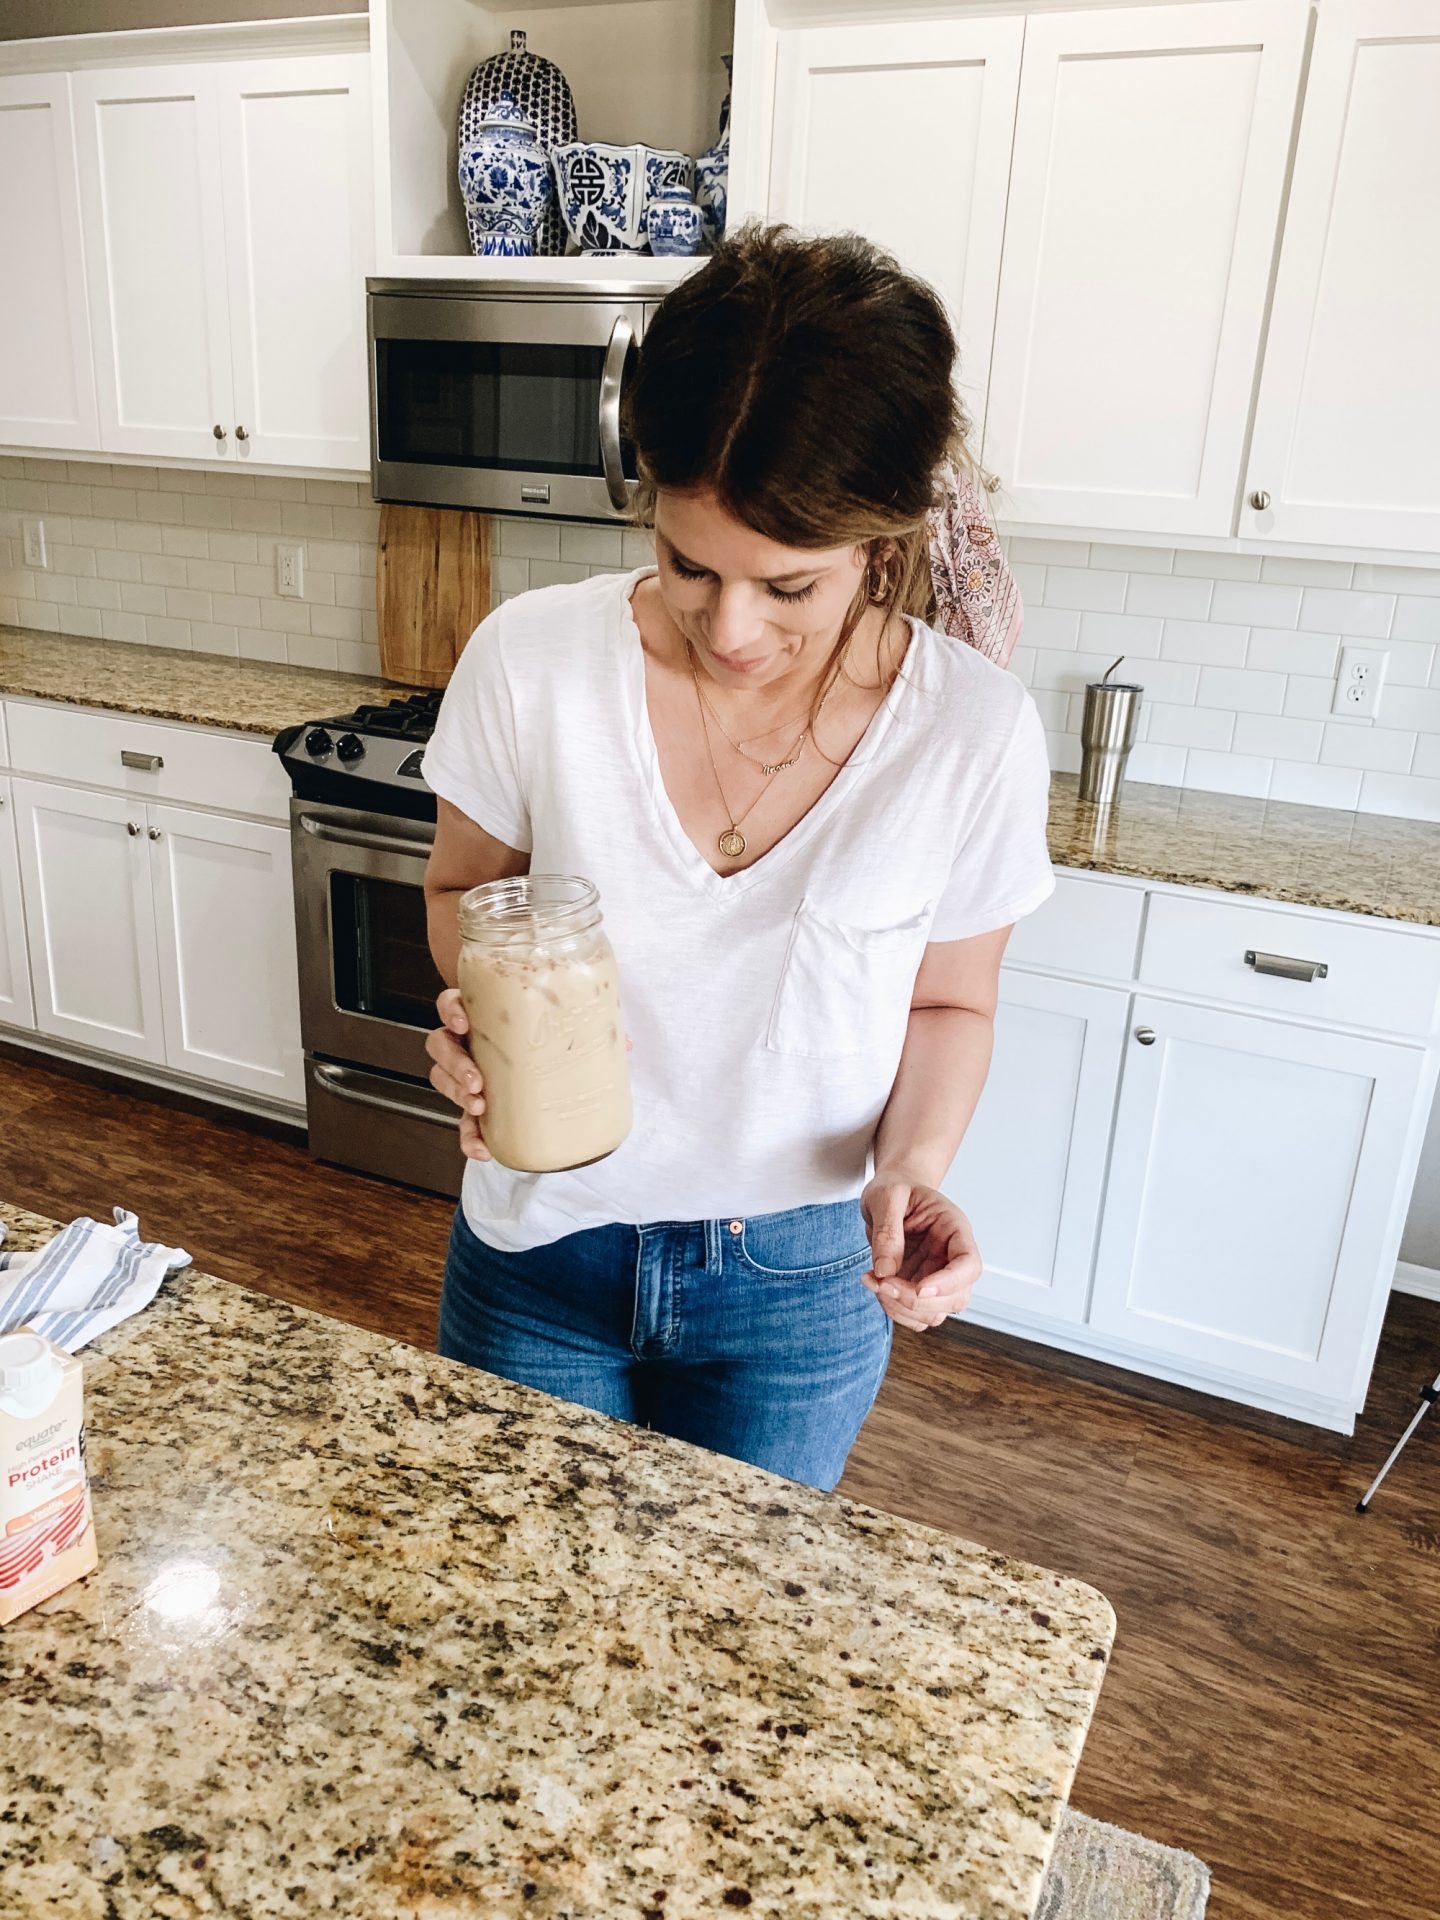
0, 1199, 1114, 1920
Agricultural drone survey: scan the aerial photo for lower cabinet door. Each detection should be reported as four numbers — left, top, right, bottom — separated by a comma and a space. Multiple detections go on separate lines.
1089, 995, 1426, 1403
148, 803, 303, 1103
0, 778, 36, 1029
11, 777, 164, 1064
943, 970, 1130, 1323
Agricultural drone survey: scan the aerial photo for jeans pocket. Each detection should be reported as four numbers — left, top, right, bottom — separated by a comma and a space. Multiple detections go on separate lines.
735, 1201, 872, 1280
766, 898, 931, 1059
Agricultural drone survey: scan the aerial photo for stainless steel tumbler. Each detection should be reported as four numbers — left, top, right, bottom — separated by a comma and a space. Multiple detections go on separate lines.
1078, 657, 1143, 805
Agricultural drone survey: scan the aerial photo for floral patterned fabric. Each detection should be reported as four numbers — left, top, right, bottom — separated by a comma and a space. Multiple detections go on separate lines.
926, 462, 1022, 669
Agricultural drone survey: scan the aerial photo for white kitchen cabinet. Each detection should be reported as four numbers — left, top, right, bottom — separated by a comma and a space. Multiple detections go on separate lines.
1244, 0, 1440, 552
70, 51, 370, 470
12, 778, 166, 1067
0, 779, 35, 1030
149, 803, 302, 1104
982, 0, 1307, 536
217, 54, 371, 470
70, 65, 234, 464
945, 971, 1129, 1324
0, 73, 98, 451
1088, 996, 1426, 1407
767, 16, 1022, 438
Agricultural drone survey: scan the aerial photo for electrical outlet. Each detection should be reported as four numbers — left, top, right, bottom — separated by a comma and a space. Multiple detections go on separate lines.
1331, 645, 1388, 719
21, 519, 47, 570
276, 543, 304, 600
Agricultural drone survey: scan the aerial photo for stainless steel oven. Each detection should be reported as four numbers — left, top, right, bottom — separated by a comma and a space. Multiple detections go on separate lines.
290, 797, 463, 1198
368, 279, 660, 522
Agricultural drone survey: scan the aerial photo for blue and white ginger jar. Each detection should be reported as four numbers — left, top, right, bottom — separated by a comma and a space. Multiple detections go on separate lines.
458, 31, 576, 258
646, 188, 702, 258
457, 92, 553, 258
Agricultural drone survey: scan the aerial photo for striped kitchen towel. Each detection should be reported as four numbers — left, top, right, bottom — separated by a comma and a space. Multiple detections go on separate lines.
0, 1209, 191, 1351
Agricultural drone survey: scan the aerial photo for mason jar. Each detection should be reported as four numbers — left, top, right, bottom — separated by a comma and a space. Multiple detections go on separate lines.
456, 875, 631, 1173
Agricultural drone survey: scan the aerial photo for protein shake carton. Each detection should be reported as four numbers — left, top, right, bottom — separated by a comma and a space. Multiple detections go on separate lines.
0, 1330, 97, 1625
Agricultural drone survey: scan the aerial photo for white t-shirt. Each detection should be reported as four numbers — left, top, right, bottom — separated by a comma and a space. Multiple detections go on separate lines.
423, 569, 1055, 1250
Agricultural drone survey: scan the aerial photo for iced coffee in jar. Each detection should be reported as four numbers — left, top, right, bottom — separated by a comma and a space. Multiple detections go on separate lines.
456, 875, 632, 1173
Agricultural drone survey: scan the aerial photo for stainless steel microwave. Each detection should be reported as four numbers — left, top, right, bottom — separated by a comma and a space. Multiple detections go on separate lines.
367, 279, 660, 522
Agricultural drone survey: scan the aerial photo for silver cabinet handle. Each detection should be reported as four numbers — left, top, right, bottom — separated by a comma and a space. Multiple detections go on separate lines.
126, 821, 141, 836
311, 1062, 459, 1129
1135, 1027, 1156, 1045
148, 827, 162, 841
1245, 948, 1327, 983
121, 750, 163, 771
598, 314, 634, 514
1249, 489, 1271, 511
235, 425, 249, 442
213, 424, 226, 441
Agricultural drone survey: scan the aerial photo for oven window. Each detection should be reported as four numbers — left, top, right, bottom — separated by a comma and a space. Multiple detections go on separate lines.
330, 874, 443, 1029
375, 338, 636, 479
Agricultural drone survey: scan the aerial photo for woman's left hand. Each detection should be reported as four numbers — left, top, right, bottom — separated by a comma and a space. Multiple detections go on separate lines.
859, 1176, 982, 1332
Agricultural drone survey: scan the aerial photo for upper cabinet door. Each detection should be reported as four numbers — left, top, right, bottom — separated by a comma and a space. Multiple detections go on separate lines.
767, 17, 1023, 443
0, 73, 98, 451
217, 53, 373, 471
71, 65, 235, 462
984, 1, 1307, 536
1245, 0, 1440, 552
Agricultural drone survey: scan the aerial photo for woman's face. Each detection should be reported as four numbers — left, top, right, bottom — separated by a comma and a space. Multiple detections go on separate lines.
651, 488, 869, 691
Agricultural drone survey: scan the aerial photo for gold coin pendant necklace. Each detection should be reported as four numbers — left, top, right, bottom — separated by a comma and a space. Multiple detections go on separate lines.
688, 646, 801, 861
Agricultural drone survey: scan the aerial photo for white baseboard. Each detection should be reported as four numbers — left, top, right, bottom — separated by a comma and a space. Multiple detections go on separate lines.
1394, 1261, 1440, 1304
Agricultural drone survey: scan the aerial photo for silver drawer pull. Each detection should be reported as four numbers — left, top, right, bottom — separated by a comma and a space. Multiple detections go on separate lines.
311, 1062, 459, 1128
1245, 948, 1328, 983
121, 750, 163, 772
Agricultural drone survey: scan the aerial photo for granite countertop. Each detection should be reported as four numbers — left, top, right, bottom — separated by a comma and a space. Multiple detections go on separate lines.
0, 624, 421, 738
0, 1201, 1115, 1920
1048, 773, 1440, 928
5, 623, 1432, 928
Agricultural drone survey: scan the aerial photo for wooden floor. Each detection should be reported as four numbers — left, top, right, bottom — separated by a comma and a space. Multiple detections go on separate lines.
3, 1046, 1436, 1920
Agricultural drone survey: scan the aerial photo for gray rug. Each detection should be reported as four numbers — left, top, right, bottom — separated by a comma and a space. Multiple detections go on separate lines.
1037, 1809, 1211, 1920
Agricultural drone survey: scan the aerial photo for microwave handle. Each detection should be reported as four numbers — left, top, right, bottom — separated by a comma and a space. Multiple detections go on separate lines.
599, 314, 633, 512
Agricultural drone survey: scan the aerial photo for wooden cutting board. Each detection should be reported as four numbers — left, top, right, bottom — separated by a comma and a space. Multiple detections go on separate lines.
376, 503, 492, 688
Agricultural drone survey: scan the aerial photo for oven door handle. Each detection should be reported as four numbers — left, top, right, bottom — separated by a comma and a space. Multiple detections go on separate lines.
298, 813, 434, 860
599, 314, 634, 513
311, 1062, 459, 1129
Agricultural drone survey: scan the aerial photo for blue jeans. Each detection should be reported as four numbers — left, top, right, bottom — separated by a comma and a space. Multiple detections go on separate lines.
438, 1198, 892, 1492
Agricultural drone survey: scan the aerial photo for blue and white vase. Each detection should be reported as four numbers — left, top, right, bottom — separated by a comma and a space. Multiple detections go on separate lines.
695, 55, 731, 251
645, 188, 703, 258
642, 147, 693, 204
553, 141, 647, 254
458, 30, 576, 258
457, 93, 553, 258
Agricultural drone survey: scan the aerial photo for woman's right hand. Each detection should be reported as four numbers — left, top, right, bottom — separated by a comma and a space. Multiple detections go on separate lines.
426, 988, 492, 1162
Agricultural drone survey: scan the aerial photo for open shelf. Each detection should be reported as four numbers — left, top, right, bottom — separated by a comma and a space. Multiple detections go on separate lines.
373, 0, 736, 280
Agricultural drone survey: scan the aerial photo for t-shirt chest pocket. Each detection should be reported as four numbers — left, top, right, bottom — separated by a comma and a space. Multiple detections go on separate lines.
766, 897, 933, 1059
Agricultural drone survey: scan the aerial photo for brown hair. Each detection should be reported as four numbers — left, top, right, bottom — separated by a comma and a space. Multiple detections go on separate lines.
623, 223, 970, 645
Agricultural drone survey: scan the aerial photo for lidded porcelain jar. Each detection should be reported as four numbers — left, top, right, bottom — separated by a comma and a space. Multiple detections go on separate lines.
457, 91, 553, 258
457, 875, 631, 1173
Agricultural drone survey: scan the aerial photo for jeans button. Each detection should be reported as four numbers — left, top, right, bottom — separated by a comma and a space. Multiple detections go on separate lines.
727, 1219, 743, 1236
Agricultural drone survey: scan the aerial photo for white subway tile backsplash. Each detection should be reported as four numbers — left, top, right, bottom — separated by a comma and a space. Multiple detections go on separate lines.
1268, 760, 1363, 809
1160, 618, 1249, 667
1392, 596, 1440, 643
1244, 627, 1341, 676
1042, 565, 1127, 612
1319, 724, 1415, 773
1197, 666, 1286, 714
1210, 580, 1303, 628
7, 462, 1439, 821
1077, 610, 1163, 658
1183, 749, 1273, 798
1298, 587, 1395, 637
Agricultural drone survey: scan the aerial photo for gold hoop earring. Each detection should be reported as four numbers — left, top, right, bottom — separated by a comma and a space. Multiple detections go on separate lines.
866, 552, 897, 604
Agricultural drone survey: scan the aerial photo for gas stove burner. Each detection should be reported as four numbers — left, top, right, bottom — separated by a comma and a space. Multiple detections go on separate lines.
272, 687, 447, 822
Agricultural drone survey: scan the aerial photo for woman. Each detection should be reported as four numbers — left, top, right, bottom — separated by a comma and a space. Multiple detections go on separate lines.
421, 226, 1053, 1492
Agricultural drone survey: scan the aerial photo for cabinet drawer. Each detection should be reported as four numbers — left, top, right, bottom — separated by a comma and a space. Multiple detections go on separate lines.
1005, 872, 1143, 979
1139, 891, 1440, 1037
5, 701, 289, 824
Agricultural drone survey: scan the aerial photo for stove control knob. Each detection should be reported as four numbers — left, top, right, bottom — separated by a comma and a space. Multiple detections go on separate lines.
304, 727, 333, 758
335, 732, 365, 763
